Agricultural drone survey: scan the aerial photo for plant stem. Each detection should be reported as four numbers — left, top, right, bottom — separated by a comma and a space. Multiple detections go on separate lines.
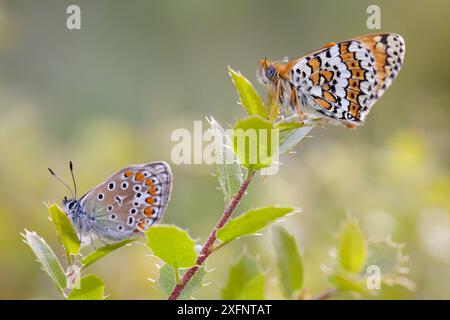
312, 288, 339, 300
168, 169, 255, 300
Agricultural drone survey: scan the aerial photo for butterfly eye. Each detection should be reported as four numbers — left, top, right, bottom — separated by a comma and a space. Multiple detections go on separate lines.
265, 65, 276, 80
68, 200, 77, 210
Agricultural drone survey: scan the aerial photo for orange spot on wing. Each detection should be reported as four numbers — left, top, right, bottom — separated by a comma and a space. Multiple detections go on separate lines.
145, 197, 155, 205
339, 43, 349, 54
321, 70, 334, 82
124, 170, 133, 178
144, 207, 152, 217
340, 52, 356, 61
349, 79, 361, 91
148, 186, 157, 196
323, 91, 336, 102
138, 218, 147, 230
349, 103, 360, 117
345, 60, 360, 69
135, 172, 145, 182
351, 69, 365, 80
315, 98, 331, 110
324, 42, 337, 48
307, 58, 321, 73
346, 89, 359, 104
145, 178, 154, 187
310, 72, 320, 86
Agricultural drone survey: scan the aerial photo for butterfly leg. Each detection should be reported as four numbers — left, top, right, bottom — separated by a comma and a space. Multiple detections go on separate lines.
93, 228, 109, 246
290, 85, 304, 123
76, 216, 83, 244
89, 231, 97, 250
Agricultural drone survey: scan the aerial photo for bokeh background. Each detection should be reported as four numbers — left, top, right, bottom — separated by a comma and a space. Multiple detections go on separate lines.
0, 0, 449, 299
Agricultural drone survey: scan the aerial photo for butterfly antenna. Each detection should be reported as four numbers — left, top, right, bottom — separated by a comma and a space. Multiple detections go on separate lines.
48, 167, 74, 198
69, 161, 78, 198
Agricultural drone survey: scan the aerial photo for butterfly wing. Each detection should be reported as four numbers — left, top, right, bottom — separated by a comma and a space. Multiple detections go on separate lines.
290, 33, 405, 127
80, 161, 172, 241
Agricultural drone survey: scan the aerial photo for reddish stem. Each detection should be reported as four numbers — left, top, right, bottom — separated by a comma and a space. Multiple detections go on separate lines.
168, 170, 255, 300
312, 288, 339, 300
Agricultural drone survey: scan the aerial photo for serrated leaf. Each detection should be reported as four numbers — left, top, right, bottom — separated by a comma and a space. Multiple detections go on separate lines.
22, 229, 67, 290
157, 264, 206, 299
222, 254, 265, 300
229, 67, 267, 118
328, 271, 368, 294
278, 126, 313, 155
81, 238, 136, 268
233, 116, 276, 169
48, 204, 80, 255
208, 117, 243, 204
217, 206, 296, 244
145, 225, 197, 269
67, 275, 105, 300
272, 225, 303, 298
338, 219, 368, 274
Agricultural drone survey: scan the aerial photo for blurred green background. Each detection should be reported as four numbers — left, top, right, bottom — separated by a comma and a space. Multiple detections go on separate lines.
0, 0, 449, 299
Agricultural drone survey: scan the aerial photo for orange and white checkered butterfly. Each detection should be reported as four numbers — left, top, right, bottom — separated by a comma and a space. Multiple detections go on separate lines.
257, 33, 405, 128
49, 162, 172, 243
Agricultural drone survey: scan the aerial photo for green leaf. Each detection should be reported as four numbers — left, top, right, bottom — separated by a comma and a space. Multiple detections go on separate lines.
276, 121, 307, 131
272, 225, 304, 298
217, 206, 296, 244
145, 225, 197, 269
328, 271, 368, 294
228, 67, 267, 118
222, 254, 265, 300
22, 229, 67, 290
48, 204, 80, 255
278, 126, 313, 155
81, 238, 136, 268
157, 264, 206, 299
338, 219, 368, 274
67, 275, 105, 300
233, 115, 276, 169
208, 117, 243, 204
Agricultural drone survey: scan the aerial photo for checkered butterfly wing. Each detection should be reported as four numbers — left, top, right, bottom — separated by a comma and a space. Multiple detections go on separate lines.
80, 162, 172, 241
290, 33, 405, 127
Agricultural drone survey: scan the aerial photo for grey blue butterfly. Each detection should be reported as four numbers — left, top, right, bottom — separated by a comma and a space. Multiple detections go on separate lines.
49, 161, 172, 243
